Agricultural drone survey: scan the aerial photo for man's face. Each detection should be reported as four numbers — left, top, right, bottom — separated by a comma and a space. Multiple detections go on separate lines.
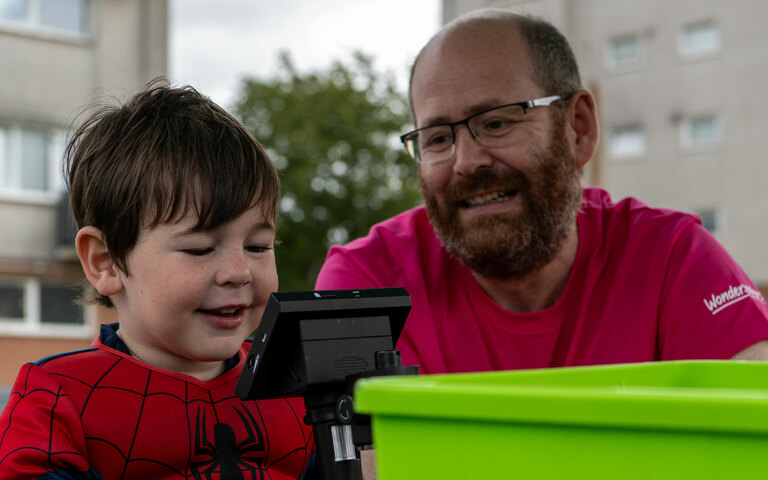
421, 116, 582, 279
413, 24, 582, 279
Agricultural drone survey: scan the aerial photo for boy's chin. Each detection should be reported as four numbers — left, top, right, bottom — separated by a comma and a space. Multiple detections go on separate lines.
196, 342, 246, 363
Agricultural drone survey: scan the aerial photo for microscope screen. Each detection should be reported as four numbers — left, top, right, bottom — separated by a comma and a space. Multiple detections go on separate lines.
235, 288, 411, 400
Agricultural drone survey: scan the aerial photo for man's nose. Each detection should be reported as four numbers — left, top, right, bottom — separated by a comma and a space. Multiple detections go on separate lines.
452, 125, 493, 176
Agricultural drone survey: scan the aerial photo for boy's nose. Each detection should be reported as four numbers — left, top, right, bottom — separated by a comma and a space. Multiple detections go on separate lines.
216, 251, 252, 286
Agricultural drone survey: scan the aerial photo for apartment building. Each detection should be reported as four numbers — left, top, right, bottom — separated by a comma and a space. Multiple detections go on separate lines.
443, 0, 768, 295
0, 0, 167, 397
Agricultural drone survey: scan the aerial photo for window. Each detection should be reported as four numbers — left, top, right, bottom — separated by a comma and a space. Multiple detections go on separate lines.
20, 128, 48, 190
692, 207, 725, 237
41, 283, 85, 325
0, 0, 25, 22
680, 114, 721, 149
0, 0, 89, 36
0, 277, 88, 336
609, 124, 646, 160
0, 128, 6, 187
0, 281, 24, 320
607, 34, 643, 68
679, 20, 720, 57
0, 124, 66, 197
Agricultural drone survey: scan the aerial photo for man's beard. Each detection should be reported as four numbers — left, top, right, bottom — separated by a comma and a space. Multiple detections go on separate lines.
422, 120, 583, 280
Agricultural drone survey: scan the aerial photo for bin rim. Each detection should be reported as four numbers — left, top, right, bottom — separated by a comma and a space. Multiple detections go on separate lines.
354, 360, 768, 435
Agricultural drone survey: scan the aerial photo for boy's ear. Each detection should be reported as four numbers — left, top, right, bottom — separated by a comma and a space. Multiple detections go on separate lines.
75, 226, 124, 297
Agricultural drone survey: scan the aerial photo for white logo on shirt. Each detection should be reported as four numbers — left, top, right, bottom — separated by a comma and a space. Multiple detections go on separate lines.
703, 284, 764, 315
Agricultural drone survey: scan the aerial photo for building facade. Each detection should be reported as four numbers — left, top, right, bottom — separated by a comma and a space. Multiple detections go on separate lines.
0, 0, 167, 393
443, 0, 768, 294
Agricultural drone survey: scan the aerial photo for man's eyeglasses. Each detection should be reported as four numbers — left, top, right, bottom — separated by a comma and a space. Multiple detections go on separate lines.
400, 94, 571, 164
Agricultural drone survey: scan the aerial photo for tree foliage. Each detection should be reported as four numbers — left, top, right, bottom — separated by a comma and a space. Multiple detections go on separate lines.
234, 52, 421, 291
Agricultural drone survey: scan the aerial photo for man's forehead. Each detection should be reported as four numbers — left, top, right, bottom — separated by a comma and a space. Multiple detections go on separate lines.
415, 89, 509, 126
411, 48, 539, 125
411, 21, 536, 120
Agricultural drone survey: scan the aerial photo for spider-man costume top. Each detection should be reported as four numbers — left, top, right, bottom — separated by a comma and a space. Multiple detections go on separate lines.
0, 324, 315, 480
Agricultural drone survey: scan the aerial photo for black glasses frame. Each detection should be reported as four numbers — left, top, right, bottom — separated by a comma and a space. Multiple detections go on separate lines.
400, 94, 572, 162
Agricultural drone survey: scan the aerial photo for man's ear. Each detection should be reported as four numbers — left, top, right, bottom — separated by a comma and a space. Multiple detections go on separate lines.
566, 90, 600, 170
75, 226, 124, 297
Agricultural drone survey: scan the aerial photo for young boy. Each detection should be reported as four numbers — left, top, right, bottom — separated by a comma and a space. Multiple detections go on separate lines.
0, 81, 315, 479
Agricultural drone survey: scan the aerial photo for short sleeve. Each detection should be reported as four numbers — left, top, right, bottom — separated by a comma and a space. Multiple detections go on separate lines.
658, 222, 768, 359
0, 363, 91, 479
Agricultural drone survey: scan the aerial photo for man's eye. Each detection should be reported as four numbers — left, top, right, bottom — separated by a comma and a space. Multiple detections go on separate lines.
422, 131, 452, 150
479, 118, 518, 133
183, 248, 213, 256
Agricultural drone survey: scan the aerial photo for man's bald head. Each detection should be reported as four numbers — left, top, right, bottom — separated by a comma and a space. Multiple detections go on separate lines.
408, 10, 583, 115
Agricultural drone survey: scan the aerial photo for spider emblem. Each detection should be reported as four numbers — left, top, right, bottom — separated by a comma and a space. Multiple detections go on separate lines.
191, 405, 266, 480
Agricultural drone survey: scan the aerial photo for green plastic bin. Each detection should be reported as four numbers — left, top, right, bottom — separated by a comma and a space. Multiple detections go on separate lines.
354, 360, 768, 479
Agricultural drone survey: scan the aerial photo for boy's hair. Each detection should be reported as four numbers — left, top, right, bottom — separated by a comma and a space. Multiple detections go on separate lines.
65, 78, 280, 307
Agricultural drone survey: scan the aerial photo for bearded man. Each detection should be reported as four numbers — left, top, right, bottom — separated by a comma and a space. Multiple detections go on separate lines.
315, 9, 768, 373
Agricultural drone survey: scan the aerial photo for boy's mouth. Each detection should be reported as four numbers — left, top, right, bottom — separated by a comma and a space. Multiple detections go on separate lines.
199, 307, 243, 318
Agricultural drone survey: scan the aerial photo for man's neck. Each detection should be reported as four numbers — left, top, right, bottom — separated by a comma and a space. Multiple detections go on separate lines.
471, 223, 579, 313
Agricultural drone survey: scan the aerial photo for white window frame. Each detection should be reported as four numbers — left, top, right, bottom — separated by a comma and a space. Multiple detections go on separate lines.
0, 124, 67, 204
608, 123, 647, 161
679, 114, 722, 150
0, 0, 90, 38
679, 20, 721, 59
606, 33, 644, 70
0, 277, 93, 338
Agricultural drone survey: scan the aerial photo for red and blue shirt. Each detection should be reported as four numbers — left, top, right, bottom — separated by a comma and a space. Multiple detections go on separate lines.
0, 324, 314, 479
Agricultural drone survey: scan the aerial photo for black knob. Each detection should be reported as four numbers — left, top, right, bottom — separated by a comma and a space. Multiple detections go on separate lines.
375, 350, 402, 369
336, 395, 355, 424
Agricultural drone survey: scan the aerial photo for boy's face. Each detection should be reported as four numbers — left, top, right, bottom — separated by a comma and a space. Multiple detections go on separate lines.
111, 203, 278, 379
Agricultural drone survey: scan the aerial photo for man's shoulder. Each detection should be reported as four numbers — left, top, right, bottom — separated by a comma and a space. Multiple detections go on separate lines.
317, 205, 448, 289
337, 205, 434, 252
581, 187, 701, 233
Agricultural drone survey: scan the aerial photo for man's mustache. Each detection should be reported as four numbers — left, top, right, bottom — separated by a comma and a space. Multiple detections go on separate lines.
444, 169, 530, 204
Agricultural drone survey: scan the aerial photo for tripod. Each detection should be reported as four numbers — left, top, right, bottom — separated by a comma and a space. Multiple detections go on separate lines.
303, 350, 418, 480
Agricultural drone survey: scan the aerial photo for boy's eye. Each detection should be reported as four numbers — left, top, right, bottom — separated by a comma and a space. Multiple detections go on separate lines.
246, 245, 272, 253
183, 247, 213, 256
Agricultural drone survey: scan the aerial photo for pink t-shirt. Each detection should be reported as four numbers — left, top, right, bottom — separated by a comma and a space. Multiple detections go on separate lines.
315, 188, 768, 374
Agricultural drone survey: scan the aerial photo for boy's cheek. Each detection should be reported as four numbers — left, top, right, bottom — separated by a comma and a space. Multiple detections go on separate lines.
263, 259, 279, 291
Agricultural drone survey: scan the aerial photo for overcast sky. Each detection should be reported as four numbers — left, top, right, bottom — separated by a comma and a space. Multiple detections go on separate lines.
169, 0, 441, 109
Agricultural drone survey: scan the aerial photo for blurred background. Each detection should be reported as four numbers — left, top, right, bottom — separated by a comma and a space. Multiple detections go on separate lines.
1, 0, 767, 405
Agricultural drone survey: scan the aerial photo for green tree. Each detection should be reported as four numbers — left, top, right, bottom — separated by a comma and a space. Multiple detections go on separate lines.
234, 52, 422, 291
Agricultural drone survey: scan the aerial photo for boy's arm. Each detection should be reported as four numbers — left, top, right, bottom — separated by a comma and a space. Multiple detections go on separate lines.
0, 363, 95, 480
39, 471, 104, 480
